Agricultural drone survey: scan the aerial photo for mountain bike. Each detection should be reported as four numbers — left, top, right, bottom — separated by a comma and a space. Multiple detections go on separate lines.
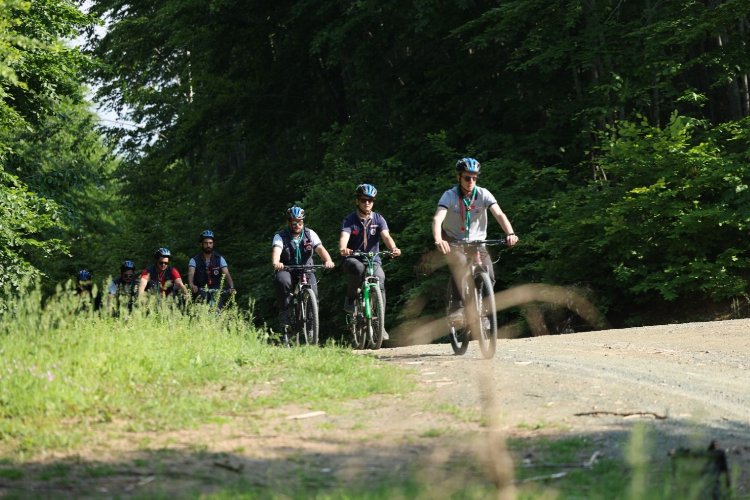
195, 287, 233, 311
446, 238, 506, 359
346, 251, 393, 350
283, 265, 324, 346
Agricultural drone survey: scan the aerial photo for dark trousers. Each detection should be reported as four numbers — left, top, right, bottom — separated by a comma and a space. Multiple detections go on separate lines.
342, 257, 386, 306
446, 247, 494, 309
274, 270, 319, 313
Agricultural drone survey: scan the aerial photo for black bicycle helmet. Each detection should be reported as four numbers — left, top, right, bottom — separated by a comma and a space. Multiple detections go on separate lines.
456, 157, 481, 174
355, 183, 377, 198
287, 206, 305, 220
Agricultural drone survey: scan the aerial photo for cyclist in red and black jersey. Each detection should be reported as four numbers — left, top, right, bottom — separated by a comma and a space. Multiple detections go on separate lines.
138, 248, 187, 298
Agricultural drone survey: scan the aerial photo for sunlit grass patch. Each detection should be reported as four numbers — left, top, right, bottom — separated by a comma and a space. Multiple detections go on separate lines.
0, 285, 413, 457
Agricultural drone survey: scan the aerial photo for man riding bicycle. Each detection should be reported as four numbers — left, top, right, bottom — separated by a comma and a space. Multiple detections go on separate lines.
107, 260, 138, 313
432, 158, 519, 321
339, 184, 401, 340
187, 229, 236, 308
138, 248, 188, 298
271, 206, 335, 331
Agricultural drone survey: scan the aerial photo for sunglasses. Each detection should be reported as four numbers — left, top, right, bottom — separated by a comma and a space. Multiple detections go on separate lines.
288, 219, 304, 226
462, 175, 478, 182
123, 273, 135, 278
358, 198, 374, 204
158, 261, 169, 266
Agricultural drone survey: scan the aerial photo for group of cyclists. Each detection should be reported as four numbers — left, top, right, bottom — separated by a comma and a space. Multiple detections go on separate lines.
76, 229, 236, 312
75, 158, 519, 343
270, 158, 518, 340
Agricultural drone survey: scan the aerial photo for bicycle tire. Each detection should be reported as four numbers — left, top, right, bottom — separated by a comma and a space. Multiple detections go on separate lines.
367, 286, 385, 350
474, 272, 497, 359
301, 288, 319, 346
447, 281, 469, 355
351, 299, 367, 350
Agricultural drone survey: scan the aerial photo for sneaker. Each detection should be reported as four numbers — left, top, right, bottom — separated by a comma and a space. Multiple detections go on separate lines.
382, 330, 390, 341
343, 297, 356, 314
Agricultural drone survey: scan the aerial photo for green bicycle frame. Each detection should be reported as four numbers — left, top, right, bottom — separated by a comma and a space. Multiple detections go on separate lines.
361, 253, 378, 319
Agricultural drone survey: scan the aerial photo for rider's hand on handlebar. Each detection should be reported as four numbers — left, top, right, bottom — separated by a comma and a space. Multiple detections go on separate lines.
340, 248, 352, 257
324, 260, 335, 269
506, 233, 519, 247
434, 240, 450, 255
272, 262, 284, 271
390, 247, 401, 257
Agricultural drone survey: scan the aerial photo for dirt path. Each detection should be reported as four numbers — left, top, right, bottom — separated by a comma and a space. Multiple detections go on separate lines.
4, 319, 749, 497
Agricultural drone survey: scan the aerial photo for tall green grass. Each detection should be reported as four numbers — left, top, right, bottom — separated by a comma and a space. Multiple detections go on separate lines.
0, 284, 412, 456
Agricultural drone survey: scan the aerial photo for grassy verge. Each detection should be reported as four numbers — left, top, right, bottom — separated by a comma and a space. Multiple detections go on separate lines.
0, 286, 412, 457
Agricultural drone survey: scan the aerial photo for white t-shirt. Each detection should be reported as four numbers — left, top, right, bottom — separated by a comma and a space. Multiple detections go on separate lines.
437, 186, 497, 241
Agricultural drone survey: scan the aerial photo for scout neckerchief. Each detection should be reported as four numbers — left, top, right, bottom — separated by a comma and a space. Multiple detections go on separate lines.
287, 228, 304, 264
358, 212, 374, 251
460, 185, 477, 236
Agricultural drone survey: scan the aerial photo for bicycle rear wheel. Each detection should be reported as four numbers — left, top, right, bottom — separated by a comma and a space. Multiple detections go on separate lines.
447, 281, 469, 355
473, 272, 497, 359
301, 288, 319, 346
367, 286, 385, 350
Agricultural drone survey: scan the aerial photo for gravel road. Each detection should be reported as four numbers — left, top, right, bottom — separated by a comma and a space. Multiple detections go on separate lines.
374, 318, 750, 493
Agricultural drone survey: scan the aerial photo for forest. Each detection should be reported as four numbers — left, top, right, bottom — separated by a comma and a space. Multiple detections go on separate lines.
4, 0, 750, 338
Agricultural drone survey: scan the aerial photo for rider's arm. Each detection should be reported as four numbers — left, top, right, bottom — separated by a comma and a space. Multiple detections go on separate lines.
221, 267, 235, 290
488, 203, 518, 247
138, 275, 148, 297
171, 268, 188, 294
187, 266, 197, 293
432, 207, 450, 254
271, 246, 284, 271
315, 245, 335, 268
380, 230, 401, 257
339, 231, 352, 256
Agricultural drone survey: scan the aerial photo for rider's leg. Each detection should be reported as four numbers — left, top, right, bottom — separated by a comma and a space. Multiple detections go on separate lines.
274, 271, 293, 326
374, 263, 386, 307
342, 257, 365, 311
446, 250, 470, 311
478, 247, 495, 285
308, 272, 319, 301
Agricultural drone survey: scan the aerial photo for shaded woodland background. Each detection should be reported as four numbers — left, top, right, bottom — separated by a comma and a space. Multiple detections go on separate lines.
4, 0, 750, 338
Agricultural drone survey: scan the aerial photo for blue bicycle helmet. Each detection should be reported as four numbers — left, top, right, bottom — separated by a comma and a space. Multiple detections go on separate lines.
155, 247, 171, 258
456, 158, 481, 174
77, 269, 92, 282
355, 183, 377, 198
200, 229, 215, 242
121, 260, 135, 272
287, 206, 305, 220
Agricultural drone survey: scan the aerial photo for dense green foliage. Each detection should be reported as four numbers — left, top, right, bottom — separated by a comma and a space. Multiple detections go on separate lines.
0, 0, 120, 292
5, 1, 750, 330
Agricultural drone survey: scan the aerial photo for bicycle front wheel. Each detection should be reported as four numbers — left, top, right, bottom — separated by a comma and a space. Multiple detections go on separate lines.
367, 286, 385, 350
473, 272, 497, 359
351, 297, 367, 350
301, 288, 319, 346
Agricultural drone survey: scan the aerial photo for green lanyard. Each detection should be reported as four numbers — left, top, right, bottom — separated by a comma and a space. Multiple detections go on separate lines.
461, 186, 477, 235
288, 229, 304, 264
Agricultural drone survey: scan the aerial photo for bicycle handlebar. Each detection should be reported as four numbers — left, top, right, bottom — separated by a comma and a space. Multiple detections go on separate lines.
281, 264, 328, 271
351, 250, 396, 259
448, 237, 507, 247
